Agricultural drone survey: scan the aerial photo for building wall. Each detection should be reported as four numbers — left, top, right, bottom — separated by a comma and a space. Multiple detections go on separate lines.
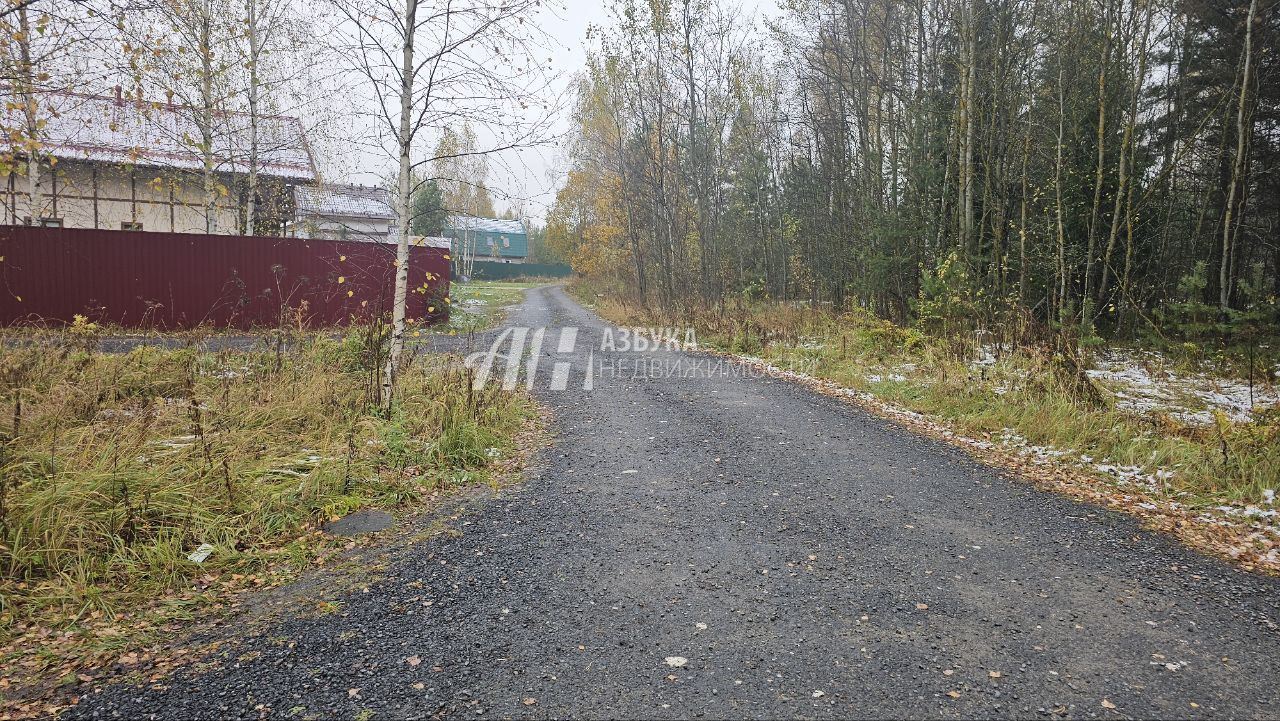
443, 228, 529, 260
296, 215, 393, 242
1, 159, 241, 233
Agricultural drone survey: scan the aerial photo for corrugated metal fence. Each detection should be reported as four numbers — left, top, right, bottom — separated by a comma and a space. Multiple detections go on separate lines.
0, 226, 450, 329
467, 260, 573, 280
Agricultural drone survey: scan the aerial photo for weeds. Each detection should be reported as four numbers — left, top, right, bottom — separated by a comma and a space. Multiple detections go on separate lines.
0, 324, 533, 634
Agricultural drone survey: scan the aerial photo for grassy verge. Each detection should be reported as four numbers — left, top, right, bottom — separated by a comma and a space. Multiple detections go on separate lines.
578, 283, 1279, 573
437, 280, 548, 334
0, 322, 536, 715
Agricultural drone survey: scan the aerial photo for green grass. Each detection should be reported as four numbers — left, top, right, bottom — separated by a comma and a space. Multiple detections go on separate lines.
0, 323, 535, 682
435, 280, 547, 334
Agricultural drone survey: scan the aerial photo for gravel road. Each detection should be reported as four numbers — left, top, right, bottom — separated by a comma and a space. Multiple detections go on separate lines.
69, 285, 1280, 720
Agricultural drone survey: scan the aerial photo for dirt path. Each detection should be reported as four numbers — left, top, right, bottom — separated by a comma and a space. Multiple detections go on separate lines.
69, 285, 1280, 719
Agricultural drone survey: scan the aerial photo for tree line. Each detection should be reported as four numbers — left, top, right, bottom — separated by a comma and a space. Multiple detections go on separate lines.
548, 0, 1279, 341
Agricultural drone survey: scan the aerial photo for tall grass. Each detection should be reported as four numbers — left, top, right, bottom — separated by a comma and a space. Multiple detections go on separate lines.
0, 324, 532, 631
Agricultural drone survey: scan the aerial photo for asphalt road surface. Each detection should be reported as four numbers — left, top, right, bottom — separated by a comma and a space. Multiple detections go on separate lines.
70, 285, 1280, 720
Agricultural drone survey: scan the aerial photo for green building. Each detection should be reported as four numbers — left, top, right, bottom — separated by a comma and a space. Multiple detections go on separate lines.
443, 215, 528, 263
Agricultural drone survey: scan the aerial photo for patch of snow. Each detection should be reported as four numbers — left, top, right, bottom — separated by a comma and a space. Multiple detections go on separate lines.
1087, 349, 1279, 424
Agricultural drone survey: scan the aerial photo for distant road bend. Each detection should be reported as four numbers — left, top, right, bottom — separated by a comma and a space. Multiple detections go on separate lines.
72, 284, 1280, 720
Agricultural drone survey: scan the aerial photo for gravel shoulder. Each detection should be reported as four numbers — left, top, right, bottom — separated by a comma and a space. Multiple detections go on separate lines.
67, 285, 1280, 720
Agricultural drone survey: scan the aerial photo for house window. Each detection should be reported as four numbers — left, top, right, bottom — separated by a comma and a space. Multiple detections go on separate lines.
502, 235, 509, 248
32, 217, 63, 227
486, 237, 494, 246
121, 221, 143, 231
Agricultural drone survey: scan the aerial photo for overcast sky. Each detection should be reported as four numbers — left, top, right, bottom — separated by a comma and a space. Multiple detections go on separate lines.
340, 0, 778, 226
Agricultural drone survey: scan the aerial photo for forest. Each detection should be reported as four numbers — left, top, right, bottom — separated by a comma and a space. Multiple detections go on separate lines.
547, 0, 1279, 346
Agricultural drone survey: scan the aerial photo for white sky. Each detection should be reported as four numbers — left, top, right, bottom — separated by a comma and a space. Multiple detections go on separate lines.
338, 0, 778, 226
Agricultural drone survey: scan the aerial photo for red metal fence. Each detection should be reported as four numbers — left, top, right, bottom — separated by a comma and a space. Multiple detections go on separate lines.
0, 226, 450, 329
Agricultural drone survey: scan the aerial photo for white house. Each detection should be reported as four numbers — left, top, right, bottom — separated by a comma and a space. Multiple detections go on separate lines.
0, 89, 316, 234
291, 183, 396, 242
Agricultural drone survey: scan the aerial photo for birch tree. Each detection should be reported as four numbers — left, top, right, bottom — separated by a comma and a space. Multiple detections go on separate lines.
122, 0, 237, 233
327, 0, 558, 408
0, 0, 105, 222
235, 0, 300, 235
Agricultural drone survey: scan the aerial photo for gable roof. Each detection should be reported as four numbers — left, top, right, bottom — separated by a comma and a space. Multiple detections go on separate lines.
445, 215, 526, 235
5, 89, 317, 181
295, 183, 394, 219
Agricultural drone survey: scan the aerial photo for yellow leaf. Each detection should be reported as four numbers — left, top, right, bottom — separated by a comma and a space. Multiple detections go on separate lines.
361, 300, 368, 307
413, 331, 421, 337
427, 306, 435, 313
337, 276, 345, 284
347, 290, 354, 297
947, 691, 960, 699
339, 255, 346, 261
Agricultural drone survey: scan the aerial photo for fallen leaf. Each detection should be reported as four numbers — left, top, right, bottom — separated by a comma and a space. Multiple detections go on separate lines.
664, 656, 688, 668
406, 655, 421, 667
812, 690, 825, 698
989, 671, 1002, 679
916, 603, 929, 610
348, 688, 360, 698
947, 690, 961, 699
522, 698, 537, 706
411, 682, 425, 690
942, 669, 955, 676
1102, 699, 1117, 709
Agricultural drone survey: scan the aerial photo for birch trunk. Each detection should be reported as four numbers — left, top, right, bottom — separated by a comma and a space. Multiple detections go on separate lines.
1083, 2, 1114, 318
381, 0, 417, 409
198, 4, 218, 234
1219, 0, 1257, 314
16, 6, 42, 222
245, 0, 260, 236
